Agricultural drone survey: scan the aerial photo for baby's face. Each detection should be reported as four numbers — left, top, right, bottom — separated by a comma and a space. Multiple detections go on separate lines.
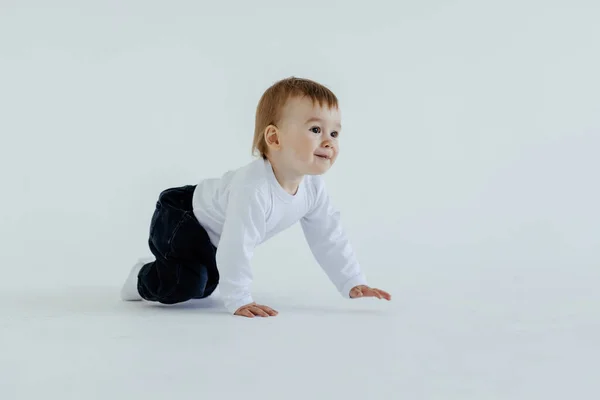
277, 96, 341, 175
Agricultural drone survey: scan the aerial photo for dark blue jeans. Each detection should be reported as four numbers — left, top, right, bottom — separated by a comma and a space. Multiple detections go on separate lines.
137, 185, 220, 304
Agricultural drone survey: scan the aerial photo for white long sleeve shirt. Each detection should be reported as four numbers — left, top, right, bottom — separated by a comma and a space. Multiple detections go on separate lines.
192, 158, 368, 314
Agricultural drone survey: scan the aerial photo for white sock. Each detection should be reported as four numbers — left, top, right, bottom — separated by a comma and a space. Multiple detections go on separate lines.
120, 257, 153, 301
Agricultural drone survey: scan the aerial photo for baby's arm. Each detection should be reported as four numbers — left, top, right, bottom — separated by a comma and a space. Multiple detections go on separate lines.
216, 185, 275, 316
300, 178, 391, 301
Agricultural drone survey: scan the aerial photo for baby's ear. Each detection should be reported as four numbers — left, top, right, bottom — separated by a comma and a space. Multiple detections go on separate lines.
264, 125, 281, 149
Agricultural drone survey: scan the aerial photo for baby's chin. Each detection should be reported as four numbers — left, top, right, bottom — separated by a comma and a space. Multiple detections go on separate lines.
305, 162, 333, 175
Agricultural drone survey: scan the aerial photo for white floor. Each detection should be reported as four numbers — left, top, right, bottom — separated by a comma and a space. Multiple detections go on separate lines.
2, 262, 598, 400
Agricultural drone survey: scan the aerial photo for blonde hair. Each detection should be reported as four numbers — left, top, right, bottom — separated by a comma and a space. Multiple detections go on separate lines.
252, 76, 339, 159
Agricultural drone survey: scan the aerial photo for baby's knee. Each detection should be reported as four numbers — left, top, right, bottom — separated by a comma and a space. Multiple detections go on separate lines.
176, 266, 209, 299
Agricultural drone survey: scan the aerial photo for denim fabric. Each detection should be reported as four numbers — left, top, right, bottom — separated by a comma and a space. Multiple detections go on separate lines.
137, 185, 220, 304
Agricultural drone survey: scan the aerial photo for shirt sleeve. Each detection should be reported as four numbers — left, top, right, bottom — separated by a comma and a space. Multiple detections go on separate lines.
300, 178, 368, 298
216, 185, 267, 314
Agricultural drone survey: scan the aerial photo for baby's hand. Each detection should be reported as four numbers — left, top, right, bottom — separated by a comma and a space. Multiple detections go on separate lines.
234, 302, 278, 318
350, 285, 392, 301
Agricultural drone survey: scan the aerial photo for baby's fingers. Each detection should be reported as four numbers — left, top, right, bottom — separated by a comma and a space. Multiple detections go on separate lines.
258, 305, 279, 316
363, 287, 383, 299
250, 306, 270, 317
358, 287, 392, 300
376, 289, 392, 300
366, 288, 391, 300
235, 303, 278, 318
236, 308, 255, 318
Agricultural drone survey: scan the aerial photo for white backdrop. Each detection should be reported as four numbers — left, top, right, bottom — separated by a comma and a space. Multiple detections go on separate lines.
1, 1, 599, 398
1, 0, 598, 292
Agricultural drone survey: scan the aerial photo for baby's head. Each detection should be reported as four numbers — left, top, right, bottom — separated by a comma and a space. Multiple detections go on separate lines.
252, 77, 341, 176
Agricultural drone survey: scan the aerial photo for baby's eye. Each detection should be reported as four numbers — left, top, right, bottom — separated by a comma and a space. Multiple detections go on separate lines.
331, 131, 339, 138
310, 126, 321, 134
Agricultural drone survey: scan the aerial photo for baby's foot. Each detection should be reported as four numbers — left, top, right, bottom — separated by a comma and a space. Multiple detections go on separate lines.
120, 258, 152, 301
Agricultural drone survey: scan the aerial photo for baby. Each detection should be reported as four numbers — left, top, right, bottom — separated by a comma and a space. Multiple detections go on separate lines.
121, 76, 391, 318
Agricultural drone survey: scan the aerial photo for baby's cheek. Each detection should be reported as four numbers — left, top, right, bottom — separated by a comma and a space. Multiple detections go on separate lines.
298, 140, 314, 155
